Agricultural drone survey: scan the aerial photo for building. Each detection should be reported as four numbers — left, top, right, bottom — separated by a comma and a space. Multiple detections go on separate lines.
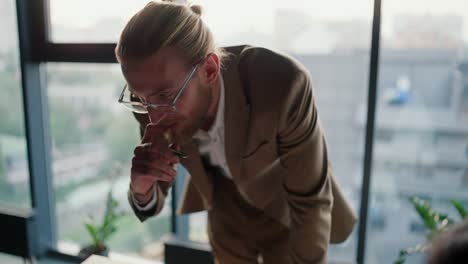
294, 48, 468, 262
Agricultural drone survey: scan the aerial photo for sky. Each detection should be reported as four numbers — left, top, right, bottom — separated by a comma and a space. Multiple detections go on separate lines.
48, 0, 468, 42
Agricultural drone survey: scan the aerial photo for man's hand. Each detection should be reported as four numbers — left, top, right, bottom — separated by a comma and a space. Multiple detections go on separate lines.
130, 122, 180, 204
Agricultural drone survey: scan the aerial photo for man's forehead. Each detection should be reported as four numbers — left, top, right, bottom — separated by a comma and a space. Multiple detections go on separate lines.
122, 54, 165, 75
121, 49, 189, 95
122, 47, 186, 73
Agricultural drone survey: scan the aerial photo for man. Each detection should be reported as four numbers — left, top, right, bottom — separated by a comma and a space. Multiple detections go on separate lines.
428, 220, 468, 264
116, 1, 357, 263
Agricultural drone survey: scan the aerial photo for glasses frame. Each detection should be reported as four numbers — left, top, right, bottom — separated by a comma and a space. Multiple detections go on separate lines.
118, 63, 200, 113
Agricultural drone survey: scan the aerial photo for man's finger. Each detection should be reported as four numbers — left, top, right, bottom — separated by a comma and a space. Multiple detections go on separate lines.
155, 111, 186, 126
131, 167, 176, 183
135, 141, 178, 158
132, 158, 177, 177
141, 123, 162, 143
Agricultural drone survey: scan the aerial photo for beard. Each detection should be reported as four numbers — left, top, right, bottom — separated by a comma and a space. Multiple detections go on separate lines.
176, 114, 205, 146
173, 83, 212, 147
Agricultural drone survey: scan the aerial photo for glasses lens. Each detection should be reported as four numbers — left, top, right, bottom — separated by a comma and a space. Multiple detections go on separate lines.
118, 85, 146, 113
122, 102, 148, 114
119, 83, 178, 113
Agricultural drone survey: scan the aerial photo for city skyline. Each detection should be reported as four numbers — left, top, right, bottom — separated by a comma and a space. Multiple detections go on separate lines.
48, 0, 468, 42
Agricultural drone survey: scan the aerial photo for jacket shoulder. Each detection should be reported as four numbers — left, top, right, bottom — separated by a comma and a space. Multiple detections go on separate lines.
238, 46, 308, 79
234, 46, 312, 108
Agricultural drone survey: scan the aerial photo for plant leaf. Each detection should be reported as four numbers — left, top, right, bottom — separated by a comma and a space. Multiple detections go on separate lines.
451, 200, 467, 219
85, 223, 101, 247
393, 249, 408, 264
410, 197, 437, 231
84, 188, 122, 247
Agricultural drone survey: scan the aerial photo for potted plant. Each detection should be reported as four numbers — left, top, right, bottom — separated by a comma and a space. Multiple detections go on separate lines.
394, 197, 467, 264
78, 188, 124, 259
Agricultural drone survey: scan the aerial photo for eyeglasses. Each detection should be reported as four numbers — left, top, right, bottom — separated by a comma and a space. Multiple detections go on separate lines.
118, 64, 199, 114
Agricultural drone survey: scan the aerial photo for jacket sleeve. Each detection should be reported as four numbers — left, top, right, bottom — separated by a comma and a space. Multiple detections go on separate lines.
127, 181, 172, 222
278, 70, 333, 264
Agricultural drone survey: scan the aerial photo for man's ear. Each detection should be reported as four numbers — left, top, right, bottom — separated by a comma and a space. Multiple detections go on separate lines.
200, 53, 220, 85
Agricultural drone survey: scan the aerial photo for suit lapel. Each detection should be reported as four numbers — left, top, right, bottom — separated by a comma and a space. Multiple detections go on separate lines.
179, 140, 213, 204
179, 46, 251, 202
222, 46, 251, 181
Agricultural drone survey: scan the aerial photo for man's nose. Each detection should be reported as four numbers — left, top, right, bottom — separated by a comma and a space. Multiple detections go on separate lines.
147, 106, 169, 125
147, 106, 181, 126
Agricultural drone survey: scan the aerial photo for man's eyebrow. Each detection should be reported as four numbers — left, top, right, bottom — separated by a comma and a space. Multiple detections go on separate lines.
148, 87, 170, 97
128, 84, 170, 98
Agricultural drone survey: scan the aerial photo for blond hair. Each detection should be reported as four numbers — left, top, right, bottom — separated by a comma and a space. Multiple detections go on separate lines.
115, 1, 227, 66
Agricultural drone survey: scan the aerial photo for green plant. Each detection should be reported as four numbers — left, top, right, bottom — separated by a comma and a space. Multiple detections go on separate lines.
84, 189, 124, 253
394, 197, 468, 264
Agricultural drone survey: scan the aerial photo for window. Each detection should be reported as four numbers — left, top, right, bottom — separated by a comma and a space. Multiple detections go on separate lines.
462, 84, 468, 112
463, 168, 468, 187
367, 0, 468, 263
46, 64, 170, 261
375, 129, 394, 143
0, 0, 31, 207
48, 0, 149, 43
0, 253, 24, 264
409, 220, 426, 234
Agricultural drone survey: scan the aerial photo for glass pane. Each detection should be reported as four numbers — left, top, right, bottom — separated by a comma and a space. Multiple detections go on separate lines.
47, 64, 171, 261
0, 0, 31, 207
189, 211, 208, 243
367, 1, 468, 263
0, 252, 80, 264
48, 0, 149, 43
184, 0, 374, 261
0, 253, 23, 264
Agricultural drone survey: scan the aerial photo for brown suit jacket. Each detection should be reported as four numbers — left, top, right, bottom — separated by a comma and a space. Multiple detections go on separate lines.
128, 45, 357, 259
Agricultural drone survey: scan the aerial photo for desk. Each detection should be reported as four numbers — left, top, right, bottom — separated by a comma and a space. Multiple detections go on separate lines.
81, 255, 131, 264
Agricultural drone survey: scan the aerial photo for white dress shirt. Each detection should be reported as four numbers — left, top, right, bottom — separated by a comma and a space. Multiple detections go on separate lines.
133, 73, 231, 210
192, 73, 232, 179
